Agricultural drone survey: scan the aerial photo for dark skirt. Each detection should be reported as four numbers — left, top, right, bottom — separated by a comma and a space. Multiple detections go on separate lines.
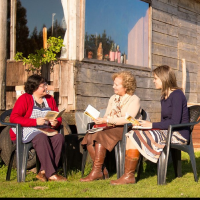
81, 126, 124, 152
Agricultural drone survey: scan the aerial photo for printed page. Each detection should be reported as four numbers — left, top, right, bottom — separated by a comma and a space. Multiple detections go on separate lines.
45, 111, 58, 120
56, 108, 66, 118
45, 108, 66, 120
84, 105, 100, 120
125, 113, 140, 126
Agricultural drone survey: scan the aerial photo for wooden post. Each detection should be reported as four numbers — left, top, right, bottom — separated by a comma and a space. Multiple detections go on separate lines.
42, 26, 49, 80
0, 0, 7, 110
43, 26, 47, 50
181, 59, 186, 95
10, 0, 17, 60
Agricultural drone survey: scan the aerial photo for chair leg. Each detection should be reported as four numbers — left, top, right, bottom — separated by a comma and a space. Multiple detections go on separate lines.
114, 143, 120, 179
81, 148, 88, 177
60, 125, 67, 177
188, 150, 198, 182
157, 150, 168, 185
17, 145, 24, 182
171, 149, 182, 178
119, 137, 126, 178
62, 143, 67, 178
21, 145, 31, 182
136, 154, 143, 182
6, 146, 16, 181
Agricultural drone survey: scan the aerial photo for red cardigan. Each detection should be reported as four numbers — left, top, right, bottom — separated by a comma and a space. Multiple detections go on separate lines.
9, 93, 62, 141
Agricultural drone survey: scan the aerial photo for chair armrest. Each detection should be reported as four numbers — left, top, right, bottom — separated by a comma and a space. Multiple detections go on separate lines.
121, 123, 132, 143
86, 122, 95, 130
167, 119, 200, 143
163, 119, 200, 167
170, 120, 200, 130
0, 109, 17, 126
122, 123, 132, 135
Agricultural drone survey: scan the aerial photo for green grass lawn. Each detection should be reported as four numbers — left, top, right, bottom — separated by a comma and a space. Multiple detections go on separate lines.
0, 151, 200, 198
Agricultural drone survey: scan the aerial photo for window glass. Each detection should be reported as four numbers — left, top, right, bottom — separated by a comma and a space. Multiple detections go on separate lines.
85, 0, 150, 67
14, 0, 64, 57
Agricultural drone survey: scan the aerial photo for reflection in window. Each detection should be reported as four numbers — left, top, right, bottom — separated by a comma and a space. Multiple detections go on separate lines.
16, 0, 65, 57
85, 0, 150, 67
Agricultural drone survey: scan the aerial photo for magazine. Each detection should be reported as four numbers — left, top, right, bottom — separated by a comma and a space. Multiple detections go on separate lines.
125, 113, 141, 126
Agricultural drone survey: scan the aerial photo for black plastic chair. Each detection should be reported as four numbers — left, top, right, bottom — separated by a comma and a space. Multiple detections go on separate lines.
81, 108, 148, 178
115, 109, 149, 179
81, 122, 95, 177
159, 105, 200, 184
0, 108, 67, 182
136, 105, 200, 185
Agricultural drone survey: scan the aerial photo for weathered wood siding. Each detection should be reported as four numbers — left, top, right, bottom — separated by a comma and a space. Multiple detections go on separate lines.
4, 0, 200, 145
74, 0, 200, 143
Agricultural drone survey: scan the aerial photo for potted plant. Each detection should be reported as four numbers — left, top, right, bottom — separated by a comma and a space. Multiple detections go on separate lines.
14, 36, 64, 74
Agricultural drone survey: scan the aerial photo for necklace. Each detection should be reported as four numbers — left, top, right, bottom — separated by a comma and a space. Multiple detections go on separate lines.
33, 95, 43, 104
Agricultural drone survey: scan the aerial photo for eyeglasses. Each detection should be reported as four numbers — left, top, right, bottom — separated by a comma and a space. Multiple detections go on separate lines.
39, 83, 48, 89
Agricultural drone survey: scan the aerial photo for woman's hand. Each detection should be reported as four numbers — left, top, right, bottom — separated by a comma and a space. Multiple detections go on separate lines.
139, 120, 152, 128
93, 117, 106, 124
36, 117, 47, 126
49, 119, 58, 127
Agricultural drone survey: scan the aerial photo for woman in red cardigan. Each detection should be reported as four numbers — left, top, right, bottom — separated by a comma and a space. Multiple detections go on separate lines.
10, 74, 67, 182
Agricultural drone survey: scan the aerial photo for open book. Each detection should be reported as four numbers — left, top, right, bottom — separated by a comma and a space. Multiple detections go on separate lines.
84, 105, 100, 120
45, 108, 66, 120
125, 113, 141, 126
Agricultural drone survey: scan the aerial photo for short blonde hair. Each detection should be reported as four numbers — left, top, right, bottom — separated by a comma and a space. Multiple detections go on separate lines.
112, 71, 136, 95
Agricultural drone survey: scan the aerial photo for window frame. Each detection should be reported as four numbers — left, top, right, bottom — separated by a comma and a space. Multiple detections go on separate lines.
82, 0, 152, 69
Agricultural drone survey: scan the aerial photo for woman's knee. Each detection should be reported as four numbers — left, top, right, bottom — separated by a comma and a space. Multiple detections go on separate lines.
53, 133, 65, 145
35, 132, 49, 141
87, 134, 93, 145
32, 133, 49, 147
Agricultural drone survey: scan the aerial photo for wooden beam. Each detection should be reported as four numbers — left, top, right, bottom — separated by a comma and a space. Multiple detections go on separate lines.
0, 0, 7, 110
10, 0, 17, 60
181, 59, 186, 94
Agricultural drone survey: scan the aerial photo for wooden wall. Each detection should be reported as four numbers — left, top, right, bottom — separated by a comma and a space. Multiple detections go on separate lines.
151, 0, 200, 104
74, 0, 200, 143
4, 0, 200, 137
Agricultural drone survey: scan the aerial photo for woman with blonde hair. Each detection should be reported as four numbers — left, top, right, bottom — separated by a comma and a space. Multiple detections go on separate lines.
80, 71, 141, 182
110, 65, 190, 185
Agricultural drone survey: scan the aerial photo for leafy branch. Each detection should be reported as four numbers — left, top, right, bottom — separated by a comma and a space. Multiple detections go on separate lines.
14, 36, 64, 73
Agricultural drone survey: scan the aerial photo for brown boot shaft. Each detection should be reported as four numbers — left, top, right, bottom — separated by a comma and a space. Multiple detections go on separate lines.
87, 144, 109, 179
126, 149, 140, 158
110, 149, 140, 185
80, 143, 106, 182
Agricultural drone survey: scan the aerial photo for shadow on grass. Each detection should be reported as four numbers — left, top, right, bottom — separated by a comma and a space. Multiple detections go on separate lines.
136, 151, 200, 184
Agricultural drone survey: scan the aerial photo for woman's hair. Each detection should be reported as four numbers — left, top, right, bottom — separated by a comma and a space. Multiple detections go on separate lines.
153, 65, 182, 98
112, 71, 136, 95
25, 74, 47, 94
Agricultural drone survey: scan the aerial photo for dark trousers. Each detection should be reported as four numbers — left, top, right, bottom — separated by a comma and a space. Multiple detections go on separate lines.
31, 133, 65, 178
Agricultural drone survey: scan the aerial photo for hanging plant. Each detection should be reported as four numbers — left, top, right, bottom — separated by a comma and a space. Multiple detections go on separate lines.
14, 36, 64, 74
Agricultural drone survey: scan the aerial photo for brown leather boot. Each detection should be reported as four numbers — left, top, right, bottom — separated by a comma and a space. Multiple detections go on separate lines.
110, 149, 140, 185
87, 144, 109, 179
80, 143, 106, 182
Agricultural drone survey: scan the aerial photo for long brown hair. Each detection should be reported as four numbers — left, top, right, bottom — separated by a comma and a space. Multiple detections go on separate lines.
153, 65, 182, 99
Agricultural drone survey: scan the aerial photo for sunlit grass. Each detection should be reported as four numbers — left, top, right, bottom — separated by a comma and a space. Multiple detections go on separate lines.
0, 152, 200, 197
